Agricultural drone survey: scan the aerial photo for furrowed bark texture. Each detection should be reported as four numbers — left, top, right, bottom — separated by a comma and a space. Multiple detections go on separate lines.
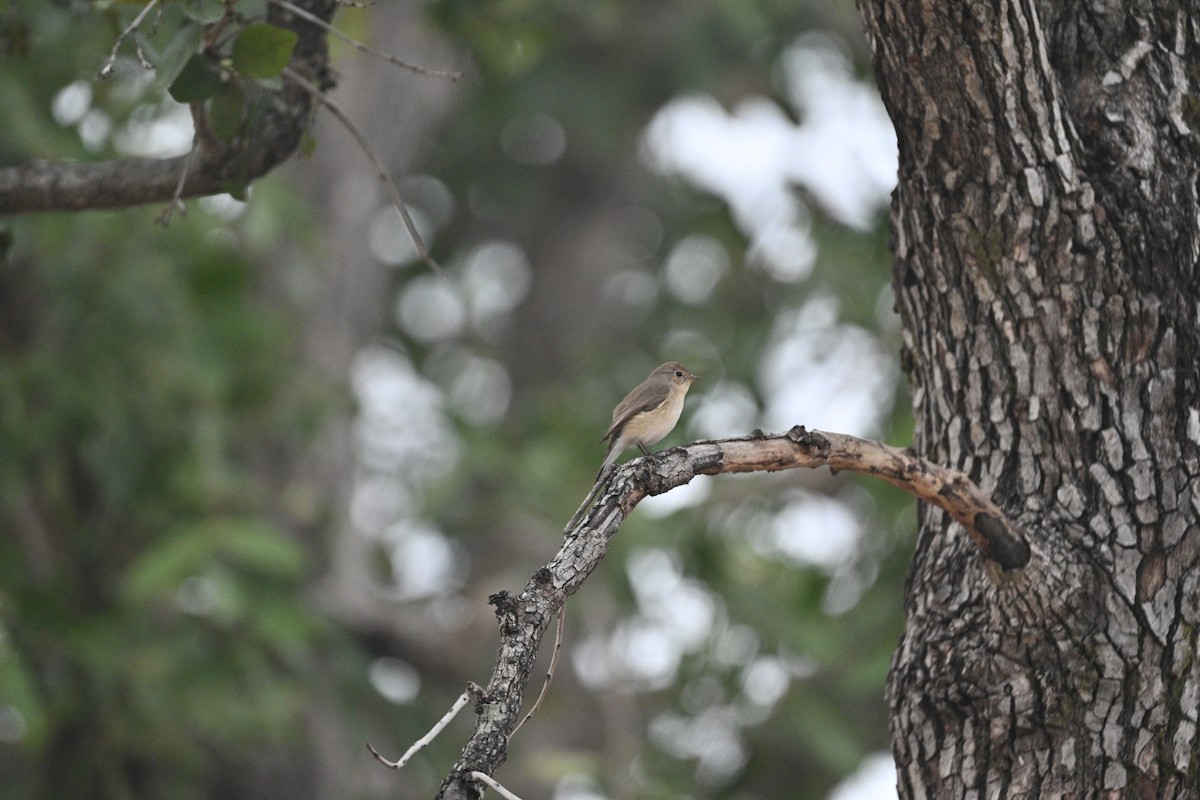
858, 1, 1200, 796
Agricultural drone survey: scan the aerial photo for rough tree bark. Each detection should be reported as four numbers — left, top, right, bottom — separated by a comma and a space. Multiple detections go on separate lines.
857, 1, 1200, 796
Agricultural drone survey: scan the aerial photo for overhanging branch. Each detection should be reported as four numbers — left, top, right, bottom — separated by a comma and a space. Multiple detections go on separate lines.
431, 426, 1029, 799
0, 0, 337, 214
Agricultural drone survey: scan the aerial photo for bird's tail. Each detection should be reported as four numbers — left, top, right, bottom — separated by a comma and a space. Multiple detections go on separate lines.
595, 444, 619, 482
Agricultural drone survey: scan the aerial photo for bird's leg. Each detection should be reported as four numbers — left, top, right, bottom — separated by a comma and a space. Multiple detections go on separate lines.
637, 443, 650, 456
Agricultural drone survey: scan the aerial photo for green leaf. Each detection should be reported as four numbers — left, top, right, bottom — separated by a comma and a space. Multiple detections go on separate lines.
231, 23, 298, 79
0, 638, 47, 747
124, 526, 220, 602
208, 83, 245, 142
123, 518, 306, 604
182, 0, 227, 24
219, 522, 308, 579
223, 177, 248, 201
298, 132, 317, 159
152, 22, 205, 90
168, 54, 224, 102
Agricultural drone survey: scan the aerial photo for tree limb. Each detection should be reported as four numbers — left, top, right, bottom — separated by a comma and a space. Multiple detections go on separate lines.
432, 426, 1029, 799
0, 0, 338, 214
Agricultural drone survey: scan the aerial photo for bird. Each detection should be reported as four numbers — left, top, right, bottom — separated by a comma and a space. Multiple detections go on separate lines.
597, 362, 699, 480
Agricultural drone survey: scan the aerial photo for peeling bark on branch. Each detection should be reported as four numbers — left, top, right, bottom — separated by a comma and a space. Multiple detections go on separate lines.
433, 428, 1026, 799
0, 0, 337, 214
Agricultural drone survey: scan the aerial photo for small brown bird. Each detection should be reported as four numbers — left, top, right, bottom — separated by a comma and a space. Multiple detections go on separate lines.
598, 362, 699, 479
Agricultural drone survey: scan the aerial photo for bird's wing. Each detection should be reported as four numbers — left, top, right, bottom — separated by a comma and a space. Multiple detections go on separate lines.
599, 381, 672, 444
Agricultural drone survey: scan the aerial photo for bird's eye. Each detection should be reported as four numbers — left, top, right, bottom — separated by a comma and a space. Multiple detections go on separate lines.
675, 370, 684, 378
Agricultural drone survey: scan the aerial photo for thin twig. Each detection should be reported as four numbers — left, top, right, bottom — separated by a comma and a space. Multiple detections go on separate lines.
158, 147, 199, 225
510, 609, 565, 738
281, 66, 445, 275
367, 689, 472, 769
132, 40, 155, 71
269, 0, 460, 80
99, 0, 163, 79
469, 772, 527, 800
333, 0, 373, 6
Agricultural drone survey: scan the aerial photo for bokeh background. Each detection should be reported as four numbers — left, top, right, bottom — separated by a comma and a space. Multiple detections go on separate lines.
0, 1, 912, 798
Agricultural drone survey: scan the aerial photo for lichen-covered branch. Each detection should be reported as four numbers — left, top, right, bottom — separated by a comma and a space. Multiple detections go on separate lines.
433, 426, 1027, 799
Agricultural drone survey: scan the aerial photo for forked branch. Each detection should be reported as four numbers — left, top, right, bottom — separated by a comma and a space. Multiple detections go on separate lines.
428, 426, 1029, 799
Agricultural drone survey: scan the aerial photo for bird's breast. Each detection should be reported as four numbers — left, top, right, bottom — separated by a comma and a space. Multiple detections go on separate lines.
622, 389, 685, 446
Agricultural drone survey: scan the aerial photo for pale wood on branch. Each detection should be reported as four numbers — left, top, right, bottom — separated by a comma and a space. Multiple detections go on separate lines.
432, 426, 1029, 799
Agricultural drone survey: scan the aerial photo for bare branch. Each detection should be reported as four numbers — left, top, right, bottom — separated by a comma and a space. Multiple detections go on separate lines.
509, 609, 564, 738
158, 147, 199, 225
98, 0, 162, 79
468, 772, 526, 800
431, 426, 1030, 798
367, 685, 478, 769
762, 427, 1031, 568
269, 0, 460, 81
282, 66, 445, 275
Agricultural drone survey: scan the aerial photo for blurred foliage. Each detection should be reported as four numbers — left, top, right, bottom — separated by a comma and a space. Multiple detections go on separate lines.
1, 0, 912, 798
0, 195, 338, 798
0, 3, 338, 794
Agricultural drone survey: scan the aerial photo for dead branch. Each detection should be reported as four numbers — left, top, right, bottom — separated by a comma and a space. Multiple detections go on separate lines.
368, 683, 484, 769
429, 426, 1029, 799
759, 426, 1031, 568
467, 772, 525, 800
158, 147, 199, 225
97, 0, 162, 79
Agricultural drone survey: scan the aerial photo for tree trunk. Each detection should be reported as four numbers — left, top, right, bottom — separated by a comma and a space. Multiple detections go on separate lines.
857, 1, 1200, 796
